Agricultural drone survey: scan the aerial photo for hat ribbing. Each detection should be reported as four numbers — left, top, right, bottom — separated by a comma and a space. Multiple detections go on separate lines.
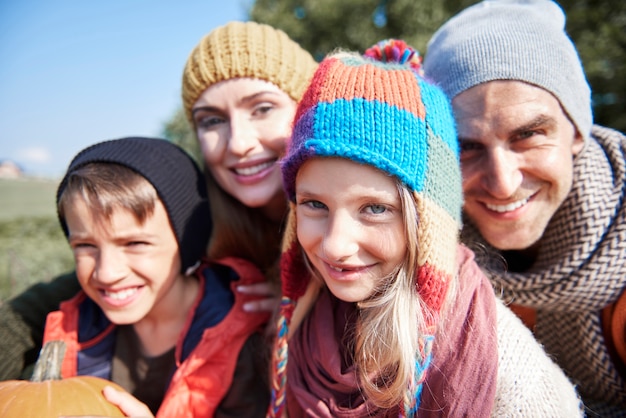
182, 21, 318, 123
423, 0, 592, 140
57, 137, 211, 273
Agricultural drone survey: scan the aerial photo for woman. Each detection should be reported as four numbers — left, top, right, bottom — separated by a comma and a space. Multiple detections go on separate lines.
182, 21, 317, 278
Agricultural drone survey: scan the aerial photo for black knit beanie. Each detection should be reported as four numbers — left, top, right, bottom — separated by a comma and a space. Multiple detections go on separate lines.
57, 137, 211, 274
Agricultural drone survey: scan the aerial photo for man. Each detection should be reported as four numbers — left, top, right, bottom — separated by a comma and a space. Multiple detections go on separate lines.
423, 0, 626, 416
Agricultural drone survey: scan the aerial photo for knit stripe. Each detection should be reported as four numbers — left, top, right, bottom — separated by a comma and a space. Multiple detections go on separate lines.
315, 57, 427, 119
293, 57, 338, 125
307, 98, 428, 193
415, 194, 459, 278
422, 129, 463, 223
418, 78, 459, 157
417, 263, 450, 319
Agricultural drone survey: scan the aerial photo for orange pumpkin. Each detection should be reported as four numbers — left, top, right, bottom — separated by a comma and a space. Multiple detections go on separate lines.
0, 340, 126, 417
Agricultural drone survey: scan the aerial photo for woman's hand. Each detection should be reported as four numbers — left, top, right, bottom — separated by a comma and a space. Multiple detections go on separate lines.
237, 282, 279, 313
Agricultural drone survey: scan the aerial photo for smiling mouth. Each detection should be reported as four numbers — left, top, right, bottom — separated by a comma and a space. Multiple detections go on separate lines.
234, 161, 275, 176
485, 196, 530, 213
103, 287, 138, 301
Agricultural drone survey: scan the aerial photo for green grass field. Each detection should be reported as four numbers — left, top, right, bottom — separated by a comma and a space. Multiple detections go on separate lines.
0, 177, 60, 220
0, 178, 74, 302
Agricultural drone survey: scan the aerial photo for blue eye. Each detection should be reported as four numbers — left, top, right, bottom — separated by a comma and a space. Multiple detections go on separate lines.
306, 200, 326, 209
368, 204, 387, 214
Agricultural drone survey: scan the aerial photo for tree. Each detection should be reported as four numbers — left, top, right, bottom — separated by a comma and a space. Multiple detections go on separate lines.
249, 0, 477, 60
561, 0, 626, 131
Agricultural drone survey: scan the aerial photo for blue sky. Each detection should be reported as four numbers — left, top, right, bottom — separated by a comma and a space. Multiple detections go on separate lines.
0, 0, 250, 178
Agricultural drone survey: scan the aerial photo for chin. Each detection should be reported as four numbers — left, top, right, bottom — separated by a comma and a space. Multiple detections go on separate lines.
485, 231, 542, 251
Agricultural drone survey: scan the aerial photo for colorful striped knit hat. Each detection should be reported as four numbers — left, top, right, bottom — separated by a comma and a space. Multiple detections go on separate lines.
182, 21, 318, 123
269, 40, 463, 416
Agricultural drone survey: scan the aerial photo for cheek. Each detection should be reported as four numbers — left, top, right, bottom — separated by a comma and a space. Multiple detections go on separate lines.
296, 217, 322, 255
376, 226, 406, 263
384, 240, 405, 263
260, 133, 288, 156
530, 147, 573, 183
197, 132, 226, 165
460, 162, 481, 190
259, 110, 296, 155
73, 255, 95, 285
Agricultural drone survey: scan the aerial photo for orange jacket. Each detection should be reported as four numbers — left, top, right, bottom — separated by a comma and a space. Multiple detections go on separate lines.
44, 257, 270, 417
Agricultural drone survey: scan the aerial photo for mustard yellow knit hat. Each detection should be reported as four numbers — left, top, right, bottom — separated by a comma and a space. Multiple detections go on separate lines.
182, 21, 318, 122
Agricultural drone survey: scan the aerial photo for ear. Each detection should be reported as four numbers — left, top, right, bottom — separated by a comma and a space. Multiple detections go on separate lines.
572, 131, 585, 156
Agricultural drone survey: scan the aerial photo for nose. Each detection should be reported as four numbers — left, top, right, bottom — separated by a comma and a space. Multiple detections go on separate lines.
481, 148, 523, 199
228, 115, 257, 156
93, 248, 126, 284
322, 212, 360, 262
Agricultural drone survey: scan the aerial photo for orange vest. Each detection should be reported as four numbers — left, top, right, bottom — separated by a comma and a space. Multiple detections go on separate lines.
44, 257, 270, 417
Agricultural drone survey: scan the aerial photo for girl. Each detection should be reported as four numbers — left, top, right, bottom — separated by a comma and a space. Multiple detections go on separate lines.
268, 41, 583, 417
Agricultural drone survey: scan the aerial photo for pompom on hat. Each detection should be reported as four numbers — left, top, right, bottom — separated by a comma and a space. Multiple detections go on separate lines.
57, 137, 211, 274
269, 40, 463, 416
423, 0, 592, 141
182, 21, 318, 123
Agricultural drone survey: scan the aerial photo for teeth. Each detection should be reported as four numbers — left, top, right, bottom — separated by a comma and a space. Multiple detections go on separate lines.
486, 197, 529, 213
235, 161, 274, 176
329, 265, 344, 272
104, 288, 137, 300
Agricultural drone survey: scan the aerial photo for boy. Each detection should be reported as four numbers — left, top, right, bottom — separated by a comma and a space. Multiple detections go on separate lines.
45, 137, 270, 417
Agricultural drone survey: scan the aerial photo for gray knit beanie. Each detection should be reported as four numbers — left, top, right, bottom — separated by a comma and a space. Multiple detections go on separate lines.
57, 137, 211, 273
423, 0, 592, 140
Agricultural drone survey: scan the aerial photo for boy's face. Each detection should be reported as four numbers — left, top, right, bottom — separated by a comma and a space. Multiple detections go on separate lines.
295, 158, 406, 303
63, 196, 184, 325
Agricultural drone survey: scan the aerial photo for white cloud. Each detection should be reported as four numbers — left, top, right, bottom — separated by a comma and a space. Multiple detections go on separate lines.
16, 146, 52, 163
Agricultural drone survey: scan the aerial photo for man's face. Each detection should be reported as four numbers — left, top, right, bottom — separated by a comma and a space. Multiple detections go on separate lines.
453, 80, 585, 250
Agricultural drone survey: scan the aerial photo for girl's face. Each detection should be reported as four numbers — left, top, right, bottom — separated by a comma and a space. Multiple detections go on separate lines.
295, 158, 407, 303
192, 78, 297, 214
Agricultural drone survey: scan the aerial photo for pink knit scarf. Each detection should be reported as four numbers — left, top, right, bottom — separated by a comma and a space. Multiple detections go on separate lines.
285, 246, 498, 417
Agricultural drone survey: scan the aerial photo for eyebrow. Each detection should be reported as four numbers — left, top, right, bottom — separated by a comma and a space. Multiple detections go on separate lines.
458, 114, 558, 143
192, 90, 281, 117
510, 114, 556, 137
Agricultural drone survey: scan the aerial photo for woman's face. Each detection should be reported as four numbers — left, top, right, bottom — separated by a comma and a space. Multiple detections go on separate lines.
192, 78, 297, 213
295, 158, 406, 303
